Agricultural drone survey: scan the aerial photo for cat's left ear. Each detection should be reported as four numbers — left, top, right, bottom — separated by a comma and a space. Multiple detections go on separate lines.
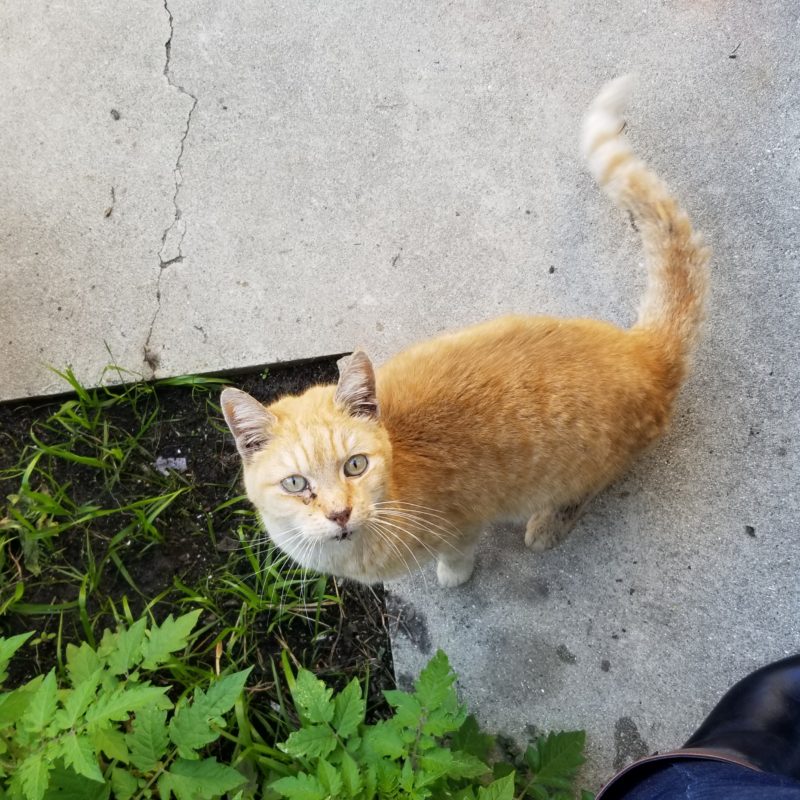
335, 350, 379, 420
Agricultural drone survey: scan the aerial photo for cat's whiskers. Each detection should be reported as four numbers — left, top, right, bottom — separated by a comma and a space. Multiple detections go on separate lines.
368, 515, 438, 562
364, 520, 408, 572
371, 500, 463, 533
372, 499, 469, 524
277, 530, 310, 554
249, 547, 292, 584
371, 508, 460, 546
370, 506, 463, 554
233, 525, 302, 617
271, 526, 314, 618
224, 533, 273, 552
373, 499, 452, 512
365, 519, 428, 584
299, 556, 311, 622
291, 539, 314, 621
364, 520, 416, 583
246, 539, 271, 597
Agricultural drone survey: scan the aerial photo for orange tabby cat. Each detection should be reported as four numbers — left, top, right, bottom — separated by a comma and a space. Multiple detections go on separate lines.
221, 77, 709, 587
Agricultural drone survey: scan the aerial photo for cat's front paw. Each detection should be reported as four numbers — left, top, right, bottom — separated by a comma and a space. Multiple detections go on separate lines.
436, 555, 474, 588
525, 499, 590, 552
525, 511, 559, 552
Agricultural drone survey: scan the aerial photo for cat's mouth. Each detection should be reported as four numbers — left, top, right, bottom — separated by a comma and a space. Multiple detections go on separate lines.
330, 527, 353, 542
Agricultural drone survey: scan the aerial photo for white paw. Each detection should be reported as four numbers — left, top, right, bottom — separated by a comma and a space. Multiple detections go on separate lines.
436, 557, 474, 588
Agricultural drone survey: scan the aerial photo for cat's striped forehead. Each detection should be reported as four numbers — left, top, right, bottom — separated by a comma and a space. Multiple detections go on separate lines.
274, 423, 361, 476
260, 385, 383, 480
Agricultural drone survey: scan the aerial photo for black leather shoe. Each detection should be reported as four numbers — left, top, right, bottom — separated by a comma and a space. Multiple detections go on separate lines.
596, 654, 800, 798
683, 653, 800, 778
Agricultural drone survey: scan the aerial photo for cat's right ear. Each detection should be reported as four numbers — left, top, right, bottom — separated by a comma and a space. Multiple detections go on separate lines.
220, 388, 275, 462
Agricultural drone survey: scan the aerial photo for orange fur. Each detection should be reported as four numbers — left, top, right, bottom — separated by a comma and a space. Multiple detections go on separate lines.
221, 77, 710, 587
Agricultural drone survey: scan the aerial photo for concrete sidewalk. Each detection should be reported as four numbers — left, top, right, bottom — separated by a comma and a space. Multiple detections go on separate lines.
3, 0, 799, 788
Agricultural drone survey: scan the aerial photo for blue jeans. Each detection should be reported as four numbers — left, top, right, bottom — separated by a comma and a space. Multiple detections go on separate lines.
621, 760, 800, 799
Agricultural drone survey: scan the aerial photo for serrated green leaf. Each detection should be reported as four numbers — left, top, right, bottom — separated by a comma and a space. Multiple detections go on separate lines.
168, 707, 217, 759
178, 668, 251, 727
279, 724, 337, 759
110, 767, 138, 800
60, 732, 104, 783
270, 773, 326, 800
105, 618, 147, 675
166, 670, 249, 760
290, 669, 334, 725
140, 610, 201, 670
363, 765, 377, 798
417, 748, 453, 786
362, 722, 405, 759
23, 669, 57, 734
435, 749, 488, 781
383, 689, 422, 729
531, 731, 586, 790
414, 650, 456, 710
400, 757, 414, 792
0, 632, 33, 685
316, 758, 342, 797
91, 727, 130, 763
374, 759, 401, 795
452, 714, 495, 761
97, 627, 117, 657
66, 642, 102, 688
85, 684, 170, 728
56, 668, 102, 730
43, 765, 110, 800
157, 758, 246, 800
477, 772, 516, 800
0, 676, 41, 728
339, 751, 362, 797
127, 707, 169, 771
13, 750, 51, 800
332, 677, 364, 738
422, 702, 467, 736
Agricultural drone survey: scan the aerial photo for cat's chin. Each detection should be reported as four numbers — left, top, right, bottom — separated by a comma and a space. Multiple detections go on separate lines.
270, 527, 359, 574
271, 528, 420, 584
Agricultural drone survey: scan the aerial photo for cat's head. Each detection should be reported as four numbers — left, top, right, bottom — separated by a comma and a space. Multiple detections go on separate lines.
221, 352, 393, 582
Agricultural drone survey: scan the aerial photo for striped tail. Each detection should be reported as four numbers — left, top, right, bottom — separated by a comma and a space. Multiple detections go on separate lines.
582, 77, 710, 363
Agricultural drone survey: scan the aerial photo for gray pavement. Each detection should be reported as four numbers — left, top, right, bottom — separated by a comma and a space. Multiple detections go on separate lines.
2, 0, 799, 790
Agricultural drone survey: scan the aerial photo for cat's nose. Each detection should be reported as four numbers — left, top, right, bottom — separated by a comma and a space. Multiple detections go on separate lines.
327, 507, 352, 528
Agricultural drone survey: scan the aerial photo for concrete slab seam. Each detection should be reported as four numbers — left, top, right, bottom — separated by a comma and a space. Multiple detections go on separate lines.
143, 0, 199, 375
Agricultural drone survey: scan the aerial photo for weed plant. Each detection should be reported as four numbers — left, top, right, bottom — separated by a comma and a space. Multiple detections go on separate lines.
1, 615, 591, 799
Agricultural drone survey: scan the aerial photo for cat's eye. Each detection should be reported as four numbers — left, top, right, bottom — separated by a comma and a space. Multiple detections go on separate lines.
281, 475, 308, 493
344, 454, 368, 477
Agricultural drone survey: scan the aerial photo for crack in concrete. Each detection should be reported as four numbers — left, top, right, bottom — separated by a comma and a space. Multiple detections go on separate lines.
143, 0, 199, 377
143, 272, 163, 375
160, 0, 198, 268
